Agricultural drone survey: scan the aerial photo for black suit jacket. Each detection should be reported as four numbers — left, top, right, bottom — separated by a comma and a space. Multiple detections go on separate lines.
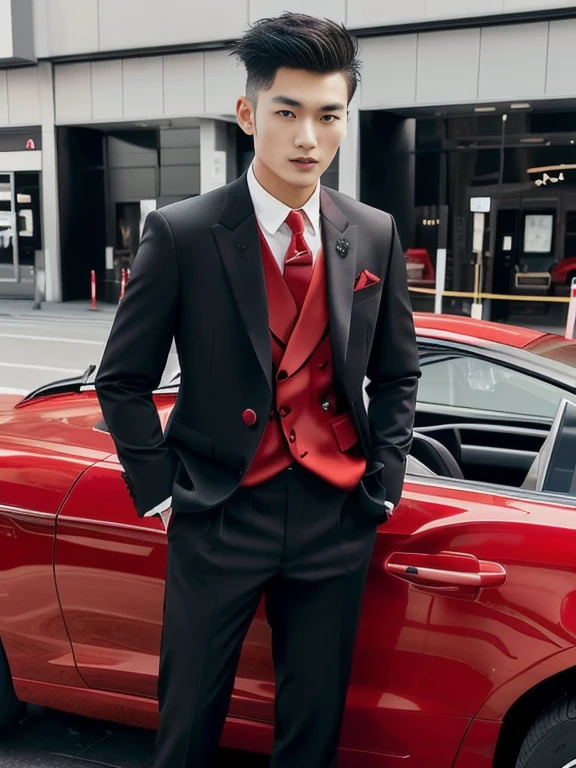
95, 174, 421, 519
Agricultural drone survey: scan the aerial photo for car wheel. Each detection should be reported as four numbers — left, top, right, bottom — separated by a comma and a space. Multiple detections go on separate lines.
0, 646, 20, 732
516, 697, 576, 768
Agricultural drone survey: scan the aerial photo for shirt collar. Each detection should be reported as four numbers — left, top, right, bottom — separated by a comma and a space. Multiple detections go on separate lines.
247, 162, 320, 237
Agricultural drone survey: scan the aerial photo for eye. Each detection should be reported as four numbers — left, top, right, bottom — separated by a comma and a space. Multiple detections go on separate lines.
277, 110, 295, 118
321, 115, 339, 123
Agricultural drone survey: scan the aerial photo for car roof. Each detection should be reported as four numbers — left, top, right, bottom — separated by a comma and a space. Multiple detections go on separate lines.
413, 313, 546, 349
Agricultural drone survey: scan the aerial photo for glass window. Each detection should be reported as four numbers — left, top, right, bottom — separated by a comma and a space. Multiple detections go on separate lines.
418, 354, 567, 418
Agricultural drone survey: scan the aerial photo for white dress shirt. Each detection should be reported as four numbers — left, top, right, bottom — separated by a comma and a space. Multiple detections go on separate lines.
144, 165, 393, 524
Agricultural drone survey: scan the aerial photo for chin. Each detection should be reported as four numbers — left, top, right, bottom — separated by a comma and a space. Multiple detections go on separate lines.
285, 169, 323, 187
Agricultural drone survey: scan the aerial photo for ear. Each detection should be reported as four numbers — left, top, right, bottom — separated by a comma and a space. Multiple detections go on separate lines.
236, 96, 255, 136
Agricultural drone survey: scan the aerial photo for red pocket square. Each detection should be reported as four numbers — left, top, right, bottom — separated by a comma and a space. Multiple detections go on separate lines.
354, 269, 380, 291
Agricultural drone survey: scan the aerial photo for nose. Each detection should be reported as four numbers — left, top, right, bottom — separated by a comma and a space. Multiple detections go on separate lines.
295, 119, 318, 151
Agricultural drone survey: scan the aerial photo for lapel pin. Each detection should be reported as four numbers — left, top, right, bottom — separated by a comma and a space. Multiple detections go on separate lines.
336, 237, 349, 258
237, 243, 247, 258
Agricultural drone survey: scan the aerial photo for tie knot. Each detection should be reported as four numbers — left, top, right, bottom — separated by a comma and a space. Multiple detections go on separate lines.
285, 209, 306, 236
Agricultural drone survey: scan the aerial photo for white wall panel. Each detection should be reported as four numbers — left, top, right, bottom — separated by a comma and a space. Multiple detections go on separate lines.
98, 0, 246, 51
54, 63, 92, 123
91, 59, 123, 121
478, 22, 549, 99
0, 0, 13, 58
545, 19, 576, 96
359, 35, 417, 108
6, 67, 40, 125
45, 0, 99, 56
123, 56, 163, 119
0, 70, 8, 125
417, 28, 480, 103
163, 53, 204, 117
32, 0, 48, 57
348, 0, 425, 27
426, 0, 504, 17
204, 50, 245, 115
249, 0, 345, 23
504, 0, 575, 9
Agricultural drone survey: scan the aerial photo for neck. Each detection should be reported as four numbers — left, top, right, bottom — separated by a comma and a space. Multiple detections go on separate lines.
253, 158, 317, 210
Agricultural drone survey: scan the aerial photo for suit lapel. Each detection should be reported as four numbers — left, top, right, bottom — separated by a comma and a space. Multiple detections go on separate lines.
212, 175, 272, 391
321, 188, 358, 386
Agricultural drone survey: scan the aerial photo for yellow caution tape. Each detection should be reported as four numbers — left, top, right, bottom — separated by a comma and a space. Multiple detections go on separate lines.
408, 287, 571, 303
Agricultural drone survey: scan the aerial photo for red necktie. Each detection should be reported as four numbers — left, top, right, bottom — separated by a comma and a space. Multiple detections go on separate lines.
283, 210, 313, 311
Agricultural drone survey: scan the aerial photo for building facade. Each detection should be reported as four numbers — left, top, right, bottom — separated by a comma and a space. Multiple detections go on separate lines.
1, 0, 576, 315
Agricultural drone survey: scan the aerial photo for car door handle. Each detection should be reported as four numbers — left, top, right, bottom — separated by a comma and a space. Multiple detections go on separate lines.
385, 552, 507, 589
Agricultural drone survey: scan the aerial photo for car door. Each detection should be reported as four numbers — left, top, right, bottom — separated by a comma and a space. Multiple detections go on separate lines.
54, 452, 276, 722
337, 474, 576, 767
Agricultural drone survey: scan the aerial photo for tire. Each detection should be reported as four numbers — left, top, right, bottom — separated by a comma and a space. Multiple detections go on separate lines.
0, 646, 20, 732
516, 697, 576, 768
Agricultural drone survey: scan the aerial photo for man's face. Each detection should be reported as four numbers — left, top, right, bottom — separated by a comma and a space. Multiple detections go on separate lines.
237, 67, 349, 203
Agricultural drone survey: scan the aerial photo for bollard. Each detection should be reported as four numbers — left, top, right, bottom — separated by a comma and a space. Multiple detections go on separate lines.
120, 268, 127, 303
566, 277, 576, 340
90, 270, 97, 311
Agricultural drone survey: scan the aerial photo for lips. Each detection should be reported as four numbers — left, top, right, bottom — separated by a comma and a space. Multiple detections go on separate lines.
291, 158, 317, 164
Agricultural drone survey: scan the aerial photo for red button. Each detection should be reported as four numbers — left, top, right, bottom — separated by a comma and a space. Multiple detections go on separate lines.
279, 405, 291, 417
242, 409, 258, 426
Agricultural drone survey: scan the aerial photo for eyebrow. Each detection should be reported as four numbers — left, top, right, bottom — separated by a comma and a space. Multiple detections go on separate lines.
270, 95, 346, 112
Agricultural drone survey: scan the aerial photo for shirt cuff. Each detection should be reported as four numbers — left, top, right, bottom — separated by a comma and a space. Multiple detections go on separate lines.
143, 496, 172, 517
384, 501, 395, 515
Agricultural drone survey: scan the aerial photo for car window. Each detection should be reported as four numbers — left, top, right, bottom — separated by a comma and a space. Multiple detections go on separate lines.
418, 353, 567, 419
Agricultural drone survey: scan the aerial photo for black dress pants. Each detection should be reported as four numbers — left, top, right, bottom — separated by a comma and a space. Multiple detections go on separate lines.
152, 465, 377, 768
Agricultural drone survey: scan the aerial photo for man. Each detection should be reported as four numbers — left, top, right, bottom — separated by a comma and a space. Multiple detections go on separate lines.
95, 12, 420, 768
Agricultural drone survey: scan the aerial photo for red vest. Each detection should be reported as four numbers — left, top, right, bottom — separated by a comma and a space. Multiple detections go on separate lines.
242, 230, 367, 491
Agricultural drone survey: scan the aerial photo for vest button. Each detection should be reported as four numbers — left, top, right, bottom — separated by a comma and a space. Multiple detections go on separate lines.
289, 429, 296, 443
277, 370, 288, 381
242, 409, 257, 426
318, 361, 328, 370
279, 405, 291, 417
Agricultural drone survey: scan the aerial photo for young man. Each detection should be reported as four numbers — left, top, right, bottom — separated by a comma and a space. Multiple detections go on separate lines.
95, 12, 420, 768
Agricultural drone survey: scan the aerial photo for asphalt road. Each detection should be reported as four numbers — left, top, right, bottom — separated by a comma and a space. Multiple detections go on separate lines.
0, 707, 269, 768
0, 299, 264, 767
0, 300, 178, 395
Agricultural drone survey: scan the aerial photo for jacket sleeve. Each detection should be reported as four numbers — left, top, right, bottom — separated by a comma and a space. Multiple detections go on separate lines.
365, 215, 421, 506
95, 210, 179, 517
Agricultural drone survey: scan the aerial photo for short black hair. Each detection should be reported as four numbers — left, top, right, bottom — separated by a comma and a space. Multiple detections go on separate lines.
231, 12, 361, 106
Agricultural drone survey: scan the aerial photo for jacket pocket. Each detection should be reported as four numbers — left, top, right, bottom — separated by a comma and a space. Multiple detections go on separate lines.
331, 414, 359, 452
168, 420, 214, 459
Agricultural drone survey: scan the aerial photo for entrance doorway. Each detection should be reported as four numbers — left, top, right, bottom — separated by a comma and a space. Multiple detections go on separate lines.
465, 184, 576, 323
0, 171, 42, 298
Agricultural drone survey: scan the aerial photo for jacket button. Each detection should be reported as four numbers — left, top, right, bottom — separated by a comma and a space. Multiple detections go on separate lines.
277, 370, 288, 381
242, 409, 257, 426
289, 429, 296, 443
279, 405, 291, 417
321, 401, 331, 411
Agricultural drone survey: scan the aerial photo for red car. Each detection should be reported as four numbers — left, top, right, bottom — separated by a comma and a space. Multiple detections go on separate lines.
550, 256, 576, 287
1, 314, 576, 768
